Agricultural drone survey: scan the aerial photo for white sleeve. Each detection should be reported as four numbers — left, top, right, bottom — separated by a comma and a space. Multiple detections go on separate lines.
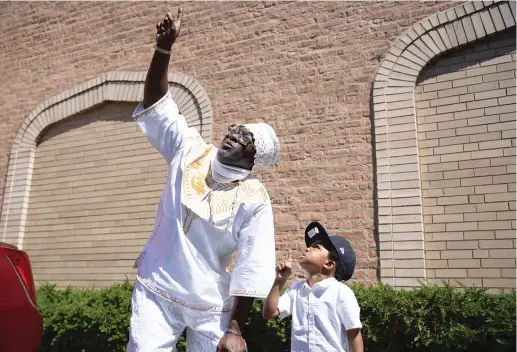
133, 91, 188, 164
277, 285, 295, 320
229, 202, 276, 299
337, 286, 362, 331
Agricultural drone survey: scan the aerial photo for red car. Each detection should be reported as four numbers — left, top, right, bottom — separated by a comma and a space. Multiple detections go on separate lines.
0, 242, 42, 352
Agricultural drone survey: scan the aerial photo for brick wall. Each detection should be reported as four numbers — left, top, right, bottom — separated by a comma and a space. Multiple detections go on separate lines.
416, 30, 516, 292
0, 1, 459, 286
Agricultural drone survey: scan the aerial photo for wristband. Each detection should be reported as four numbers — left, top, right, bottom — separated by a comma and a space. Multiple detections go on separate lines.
154, 46, 172, 55
225, 328, 242, 337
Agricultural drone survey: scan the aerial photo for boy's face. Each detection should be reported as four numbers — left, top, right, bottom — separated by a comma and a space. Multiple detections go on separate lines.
299, 240, 336, 273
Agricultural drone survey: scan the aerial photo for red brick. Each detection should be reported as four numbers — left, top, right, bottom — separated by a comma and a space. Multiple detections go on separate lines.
0, 1, 462, 287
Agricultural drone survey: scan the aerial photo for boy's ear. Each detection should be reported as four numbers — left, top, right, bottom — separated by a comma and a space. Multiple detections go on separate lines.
324, 259, 336, 270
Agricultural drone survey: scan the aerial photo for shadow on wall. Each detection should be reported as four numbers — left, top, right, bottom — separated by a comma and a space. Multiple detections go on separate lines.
37, 102, 136, 145
416, 29, 516, 86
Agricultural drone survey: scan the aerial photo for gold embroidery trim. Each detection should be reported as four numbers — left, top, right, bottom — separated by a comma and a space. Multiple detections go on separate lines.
183, 206, 200, 234
133, 91, 173, 121
181, 147, 271, 236
229, 289, 269, 298
137, 276, 232, 312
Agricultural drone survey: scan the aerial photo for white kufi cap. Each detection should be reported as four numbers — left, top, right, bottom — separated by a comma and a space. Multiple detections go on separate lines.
244, 122, 280, 169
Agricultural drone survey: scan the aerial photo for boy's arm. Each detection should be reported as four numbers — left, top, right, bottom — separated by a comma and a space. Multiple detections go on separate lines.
263, 262, 292, 320
347, 329, 364, 352
338, 286, 363, 352
263, 278, 287, 319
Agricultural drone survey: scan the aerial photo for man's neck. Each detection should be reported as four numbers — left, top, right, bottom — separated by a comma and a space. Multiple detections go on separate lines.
305, 272, 333, 287
211, 154, 251, 183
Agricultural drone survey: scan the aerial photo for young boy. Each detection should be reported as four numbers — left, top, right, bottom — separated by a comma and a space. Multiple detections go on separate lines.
263, 222, 364, 352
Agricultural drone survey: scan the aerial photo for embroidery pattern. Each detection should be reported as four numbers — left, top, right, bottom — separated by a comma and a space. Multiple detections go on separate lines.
137, 276, 233, 312
181, 141, 270, 235
183, 207, 200, 234
132, 91, 172, 120
229, 289, 269, 298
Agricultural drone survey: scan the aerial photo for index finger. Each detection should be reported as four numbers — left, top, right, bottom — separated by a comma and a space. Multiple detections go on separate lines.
177, 7, 183, 21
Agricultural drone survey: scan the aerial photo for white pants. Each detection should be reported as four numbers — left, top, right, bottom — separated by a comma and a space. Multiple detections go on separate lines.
127, 281, 231, 352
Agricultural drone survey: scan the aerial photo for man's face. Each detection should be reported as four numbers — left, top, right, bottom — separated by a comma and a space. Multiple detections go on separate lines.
299, 240, 334, 271
217, 124, 256, 170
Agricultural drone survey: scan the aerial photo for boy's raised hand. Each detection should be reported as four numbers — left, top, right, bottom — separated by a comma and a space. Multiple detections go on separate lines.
276, 257, 292, 282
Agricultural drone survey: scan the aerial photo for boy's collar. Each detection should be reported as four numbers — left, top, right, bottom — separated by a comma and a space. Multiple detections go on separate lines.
303, 277, 338, 297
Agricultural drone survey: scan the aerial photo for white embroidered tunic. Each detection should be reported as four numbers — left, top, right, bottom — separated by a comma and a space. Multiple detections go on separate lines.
132, 91, 276, 312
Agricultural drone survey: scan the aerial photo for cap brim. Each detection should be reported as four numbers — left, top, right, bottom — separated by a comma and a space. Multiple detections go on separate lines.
305, 222, 335, 252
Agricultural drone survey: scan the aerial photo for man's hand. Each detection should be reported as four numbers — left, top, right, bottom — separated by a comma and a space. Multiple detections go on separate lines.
216, 332, 246, 352
276, 261, 292, 282
156, 8, 183, 50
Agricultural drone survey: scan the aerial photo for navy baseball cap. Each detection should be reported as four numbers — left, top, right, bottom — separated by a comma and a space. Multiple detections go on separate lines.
304, 222, 356, 282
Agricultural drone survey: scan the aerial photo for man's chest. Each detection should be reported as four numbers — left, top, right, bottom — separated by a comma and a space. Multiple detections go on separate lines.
178, 144, 268, 233
181, 149, 244, 235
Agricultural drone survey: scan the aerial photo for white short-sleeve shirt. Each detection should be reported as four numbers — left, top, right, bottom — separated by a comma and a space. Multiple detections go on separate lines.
277, 278, 362, 352
132, 92, 276, 312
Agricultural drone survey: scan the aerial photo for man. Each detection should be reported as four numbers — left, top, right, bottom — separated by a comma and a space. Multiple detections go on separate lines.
127, 9, 280, 352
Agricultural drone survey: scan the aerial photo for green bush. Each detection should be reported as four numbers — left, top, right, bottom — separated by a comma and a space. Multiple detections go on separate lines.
37, 282, 515, 352
37, 281, 133, 352
354, 283, 516, 351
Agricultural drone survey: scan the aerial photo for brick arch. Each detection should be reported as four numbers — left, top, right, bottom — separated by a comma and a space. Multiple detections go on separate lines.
1, 71, 212, 247
372, 1, 516, 287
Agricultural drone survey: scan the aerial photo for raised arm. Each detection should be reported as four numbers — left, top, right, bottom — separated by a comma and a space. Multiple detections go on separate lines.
133, 9, 188, 163
143, 9, 182, 108
263, 262, 292, 320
